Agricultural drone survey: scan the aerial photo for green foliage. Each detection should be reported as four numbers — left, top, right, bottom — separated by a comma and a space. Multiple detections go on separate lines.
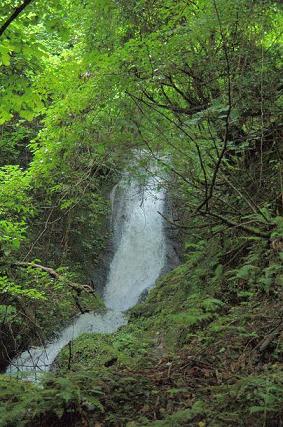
0, 0, 282, 425
227, 240, 283, 294
0, 373, 101, 426
0, 166, 32, 255
0, 275, 44, 300
210, 369, 283, 424
144, 401, 207, 426
56, 323, 152, 375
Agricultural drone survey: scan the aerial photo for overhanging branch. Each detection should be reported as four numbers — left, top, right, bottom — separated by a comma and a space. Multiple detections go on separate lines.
12, 262, 96, 295
204, 212, 270, 239
0, 0, 33, 38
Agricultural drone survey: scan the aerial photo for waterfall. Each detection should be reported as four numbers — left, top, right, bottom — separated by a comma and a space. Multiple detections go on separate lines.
6, 172, 166, 379
104, 176, 166, 311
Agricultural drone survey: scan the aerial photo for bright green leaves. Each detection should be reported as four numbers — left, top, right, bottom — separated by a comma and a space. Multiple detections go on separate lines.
0, 0, 79, 127
0, 27, 43, 122
0, 166, 31, 215
0, 166, 32, 255
0, 275, 45, 300
0, 110, 13, 126
0, 86, 44, 125
0, 44, 11, 66
0, 220, 26, 256
18, 89, 44, 121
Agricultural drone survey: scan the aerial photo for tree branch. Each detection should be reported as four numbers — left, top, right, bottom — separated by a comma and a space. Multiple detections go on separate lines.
142, 89, 206, 115
0, 0, 33, 38
204, 211, 270, 239
12, 262, 96, 295
196, 0, 232, 212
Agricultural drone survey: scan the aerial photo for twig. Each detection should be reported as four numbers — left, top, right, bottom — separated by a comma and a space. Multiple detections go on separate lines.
197, 0, 232, 212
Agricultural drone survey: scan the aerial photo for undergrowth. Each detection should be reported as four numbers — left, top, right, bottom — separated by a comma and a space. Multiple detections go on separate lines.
0, 227, 282, 426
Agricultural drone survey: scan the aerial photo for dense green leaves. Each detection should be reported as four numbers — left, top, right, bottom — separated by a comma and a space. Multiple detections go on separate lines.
0, 0, 282, 425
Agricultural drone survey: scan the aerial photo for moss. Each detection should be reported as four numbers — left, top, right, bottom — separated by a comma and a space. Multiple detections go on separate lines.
56, 322, 154, 375
1, 235, 282, 426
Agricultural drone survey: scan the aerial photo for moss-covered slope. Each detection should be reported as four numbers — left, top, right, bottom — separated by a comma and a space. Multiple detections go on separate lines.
1, 230, 282, 426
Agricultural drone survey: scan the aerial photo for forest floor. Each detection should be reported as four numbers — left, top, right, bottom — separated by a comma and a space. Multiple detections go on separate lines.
1, 232, 281, 426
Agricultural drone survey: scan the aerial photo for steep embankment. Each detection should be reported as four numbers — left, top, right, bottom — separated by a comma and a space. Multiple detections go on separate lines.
1, 228, 282, 426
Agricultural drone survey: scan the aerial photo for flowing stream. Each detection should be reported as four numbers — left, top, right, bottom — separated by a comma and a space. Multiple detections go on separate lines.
7, 172, 166, 380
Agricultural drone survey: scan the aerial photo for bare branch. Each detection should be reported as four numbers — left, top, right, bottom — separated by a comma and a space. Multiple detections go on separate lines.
203, 211, 270, 239
0, 0, 34, 38
13, 262, 96, 294
196, 0, 232, 212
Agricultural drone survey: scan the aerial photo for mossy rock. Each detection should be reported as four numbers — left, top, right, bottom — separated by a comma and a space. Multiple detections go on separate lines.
56, 323, 153, 375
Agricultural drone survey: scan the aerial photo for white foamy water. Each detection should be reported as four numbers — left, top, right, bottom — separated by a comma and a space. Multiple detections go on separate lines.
7, 172, 166, 379
104, 177, 166, 310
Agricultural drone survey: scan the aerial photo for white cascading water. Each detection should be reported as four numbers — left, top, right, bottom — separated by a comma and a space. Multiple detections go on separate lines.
104, 176, 166, 311
7, 172, 166, 380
